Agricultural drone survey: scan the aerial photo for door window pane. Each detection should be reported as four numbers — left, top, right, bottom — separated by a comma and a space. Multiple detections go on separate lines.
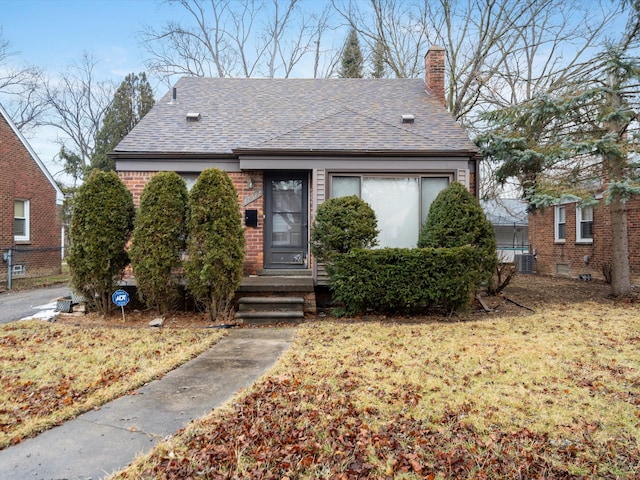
271, 180, 303, 247
362, 177, 419, 248
272, 213, 302, 246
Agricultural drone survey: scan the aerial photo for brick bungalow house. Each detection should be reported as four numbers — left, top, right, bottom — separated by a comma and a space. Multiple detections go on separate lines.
112, 47, 480, 316
0, 103, 63, 289
528, 196, 640, 284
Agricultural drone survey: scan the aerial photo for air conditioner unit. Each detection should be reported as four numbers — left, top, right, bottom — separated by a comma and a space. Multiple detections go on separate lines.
515, 254, 535, 274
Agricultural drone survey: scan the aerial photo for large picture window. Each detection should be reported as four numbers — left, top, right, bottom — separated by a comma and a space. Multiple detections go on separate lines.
14, 199, 30, 242
330, 175, 450, 248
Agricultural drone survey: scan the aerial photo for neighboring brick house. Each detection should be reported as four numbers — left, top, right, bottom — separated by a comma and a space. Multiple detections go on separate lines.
528, 197, 640, 284
0, 103, 63, 288
112, 47, 480, 284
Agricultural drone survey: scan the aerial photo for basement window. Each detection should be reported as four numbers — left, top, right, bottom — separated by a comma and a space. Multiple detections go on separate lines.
12, 264, 26, 276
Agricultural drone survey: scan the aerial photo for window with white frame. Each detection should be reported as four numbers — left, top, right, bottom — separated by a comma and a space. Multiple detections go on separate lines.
14, 199, 30, 242
576, 206, 593, 243
330, 175, 450, 248
554, 205, 566, 242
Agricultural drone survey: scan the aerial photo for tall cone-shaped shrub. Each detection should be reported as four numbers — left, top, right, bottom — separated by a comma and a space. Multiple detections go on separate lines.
185, 168, 245, 321
68, 170, 134, 315
130, 171, 188, 314
418, 182, 497, 289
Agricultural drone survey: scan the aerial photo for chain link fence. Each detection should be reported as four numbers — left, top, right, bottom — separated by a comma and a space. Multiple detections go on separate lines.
1, 246, 63, 290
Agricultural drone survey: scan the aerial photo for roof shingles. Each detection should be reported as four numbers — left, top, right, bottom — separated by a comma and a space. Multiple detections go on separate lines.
115, 77, 477, 156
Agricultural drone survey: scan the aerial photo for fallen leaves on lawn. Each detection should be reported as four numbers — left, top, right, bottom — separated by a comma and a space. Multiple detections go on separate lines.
0, 320, 225, 449
113, 302, 640, 479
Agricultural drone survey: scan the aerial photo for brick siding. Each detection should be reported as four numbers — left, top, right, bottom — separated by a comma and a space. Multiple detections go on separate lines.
0, 113, 61, 279
119, 170, 265, 275
529, 197, 640, 284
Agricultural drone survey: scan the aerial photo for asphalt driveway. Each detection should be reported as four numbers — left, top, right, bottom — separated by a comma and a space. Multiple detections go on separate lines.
0, 284, 71, 324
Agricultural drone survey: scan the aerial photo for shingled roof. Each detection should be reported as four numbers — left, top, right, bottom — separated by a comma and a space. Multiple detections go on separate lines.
114, 77, 477, 157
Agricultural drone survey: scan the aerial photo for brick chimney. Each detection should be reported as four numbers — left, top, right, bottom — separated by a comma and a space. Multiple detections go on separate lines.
425, 46, 446, 107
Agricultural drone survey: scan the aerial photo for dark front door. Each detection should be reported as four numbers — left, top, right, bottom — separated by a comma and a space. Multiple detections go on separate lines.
264, 172, 308, 269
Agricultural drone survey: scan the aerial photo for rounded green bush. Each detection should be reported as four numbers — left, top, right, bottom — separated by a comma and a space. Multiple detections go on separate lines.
130, 171, 188, 314
311, 195, 379, 266
418, 182, 497, 286
68, 170, 134, 315
185, 168, 245, 321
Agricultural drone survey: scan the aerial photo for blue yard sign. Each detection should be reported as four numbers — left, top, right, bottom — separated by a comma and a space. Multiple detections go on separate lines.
112, 289, 130, 307
112, 289, 130, 322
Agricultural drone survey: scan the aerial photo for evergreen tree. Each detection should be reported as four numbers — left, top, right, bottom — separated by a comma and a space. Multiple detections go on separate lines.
339, 28, 364, 78
477, 5, 640, 296
68, 170, 134, 315
370, 37, 386, 78
91, 72, 155, 171
130, 172, 188, 314
185, 168, 245, 321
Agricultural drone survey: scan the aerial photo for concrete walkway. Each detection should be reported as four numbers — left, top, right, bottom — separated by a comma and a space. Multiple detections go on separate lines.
0, 327, 295, 480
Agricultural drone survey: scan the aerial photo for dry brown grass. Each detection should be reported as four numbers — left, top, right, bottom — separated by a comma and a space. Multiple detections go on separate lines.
112, 301, 640, 479
0, 320, 225, 449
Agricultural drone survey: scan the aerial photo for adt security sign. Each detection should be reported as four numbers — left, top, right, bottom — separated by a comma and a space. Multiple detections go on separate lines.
112, 289, 130, 307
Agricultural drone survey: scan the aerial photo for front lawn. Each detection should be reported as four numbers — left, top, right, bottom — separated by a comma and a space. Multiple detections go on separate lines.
112, 302, 640, 479
0, 321, 225, 449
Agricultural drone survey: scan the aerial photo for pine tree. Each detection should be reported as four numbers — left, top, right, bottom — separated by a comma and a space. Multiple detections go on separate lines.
477, 4, 640, 296
91, 72, 155, 171
370, 37, 386, 78
339, 28, 364, 78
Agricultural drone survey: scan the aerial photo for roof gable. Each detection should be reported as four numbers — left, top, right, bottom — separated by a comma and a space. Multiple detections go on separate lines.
115, 77, 477, 157
0, 103, 64, 204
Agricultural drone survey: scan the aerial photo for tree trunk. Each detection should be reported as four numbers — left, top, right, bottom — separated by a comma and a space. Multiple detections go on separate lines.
609, 195, 631, 296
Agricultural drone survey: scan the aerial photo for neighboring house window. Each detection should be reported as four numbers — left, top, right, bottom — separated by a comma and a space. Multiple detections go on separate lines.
14, 199, 30, 242
576, 206, 594, 243
554, 205, 566, 242
330, 175, 450, 248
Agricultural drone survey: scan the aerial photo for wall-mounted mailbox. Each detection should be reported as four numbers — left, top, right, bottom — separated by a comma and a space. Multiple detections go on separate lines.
245, 209, 258, 227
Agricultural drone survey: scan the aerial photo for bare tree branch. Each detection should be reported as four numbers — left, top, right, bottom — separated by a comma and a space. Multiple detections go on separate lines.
42, 53, 116, 171
0, 29, 48, 131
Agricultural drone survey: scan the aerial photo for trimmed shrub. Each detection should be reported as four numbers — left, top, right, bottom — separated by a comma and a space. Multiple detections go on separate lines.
418, 182, 497, 288
129, 172, 188, 314
68, 170, 134, 315
330, 247, 480, 315
185, 168, 245, 321
311, 195, 379, 269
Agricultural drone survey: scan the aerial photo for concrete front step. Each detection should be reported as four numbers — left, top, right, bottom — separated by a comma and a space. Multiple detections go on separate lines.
235, 310, 304, 325
237, 296, 304, 313
235, 296, 305, 324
